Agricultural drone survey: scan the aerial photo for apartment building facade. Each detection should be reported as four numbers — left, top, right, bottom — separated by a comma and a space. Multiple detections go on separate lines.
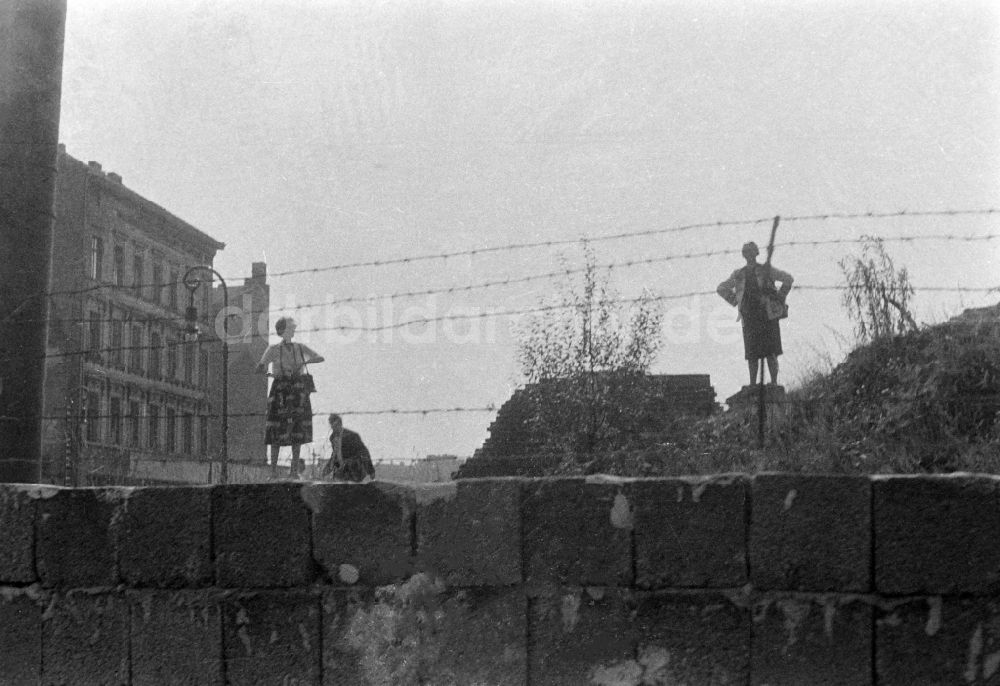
42, 148, 267, 485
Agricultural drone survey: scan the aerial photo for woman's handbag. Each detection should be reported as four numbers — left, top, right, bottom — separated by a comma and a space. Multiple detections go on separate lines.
759, 265, 788, 321
296, 344, 317, 394
300, 371, 317, 394
762, 293, 788, 321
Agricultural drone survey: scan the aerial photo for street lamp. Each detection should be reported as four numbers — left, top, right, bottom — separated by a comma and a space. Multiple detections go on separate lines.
183, 266, 228, 485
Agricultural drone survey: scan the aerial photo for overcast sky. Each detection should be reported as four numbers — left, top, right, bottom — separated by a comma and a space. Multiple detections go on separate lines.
59, 0, 1000, 462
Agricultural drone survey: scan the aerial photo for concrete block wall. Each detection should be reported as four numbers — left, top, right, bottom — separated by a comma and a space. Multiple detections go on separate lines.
1, 474, 999, 684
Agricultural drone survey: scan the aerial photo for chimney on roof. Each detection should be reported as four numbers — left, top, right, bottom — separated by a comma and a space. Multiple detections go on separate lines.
107, 172, 122, 184
58, 143, 65, 154
251, 262, 267, 280
87, 161, 102, 174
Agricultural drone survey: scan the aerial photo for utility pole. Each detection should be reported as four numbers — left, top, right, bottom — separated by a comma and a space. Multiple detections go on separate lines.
758, 215, 781, 448
0, 0, 68, 483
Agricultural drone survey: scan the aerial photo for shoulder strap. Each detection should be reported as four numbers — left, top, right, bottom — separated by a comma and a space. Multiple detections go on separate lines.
296, 343, 309, 374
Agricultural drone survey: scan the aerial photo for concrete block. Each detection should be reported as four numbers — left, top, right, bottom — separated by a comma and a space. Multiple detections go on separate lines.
36, 488, 123, 587
326, 581, 526, 686
213, 483, 313, 588
523, 478, 632, 586
629, 476, 747, 589
41, 591, 128, 686
751, 474, 871, 592
129, 590, 223, 686
0, 588, 43, 684
305, 483, 412, 586
751, 594, 871, 685
634, 591, 750, 685
324, 575, 441, 686
875, 475, 1000, 594
876, 596, 1000, 685
0, 487, 36, 583
223, 591, 321, 685
322, 588, 374, 686
416, 480, 521, 586
429, 587, 527, 686
529, 587, 636, 686
119, 487, 212, 588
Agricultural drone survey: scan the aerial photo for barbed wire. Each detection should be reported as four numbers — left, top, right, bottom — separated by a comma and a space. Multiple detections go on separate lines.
31, 283, 1000, 349
46, 277, 197, 299
0, 281, 993, 366
6, 207, 996, 331
0, 406, 499, 422
254, 207, 1000, 280
5, 208, 1000, 311
782, 208, 1000, 223
236, 232, 1000, 315
259, 216, 772, 278
17, 231, 1000, 328
4, 207, 995, 467
282, 284, 999, 335
1, 277, 208, 328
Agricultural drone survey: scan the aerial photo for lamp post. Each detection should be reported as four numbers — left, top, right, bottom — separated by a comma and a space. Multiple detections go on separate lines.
183, 266, 228, 485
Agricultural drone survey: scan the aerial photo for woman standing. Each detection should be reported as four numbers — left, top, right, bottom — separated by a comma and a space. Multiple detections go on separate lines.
717, 241, 794, 386
255, 317, 324, 478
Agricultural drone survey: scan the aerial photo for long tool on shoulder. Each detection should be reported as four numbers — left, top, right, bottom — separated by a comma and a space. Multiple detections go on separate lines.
759, 215, 780, 448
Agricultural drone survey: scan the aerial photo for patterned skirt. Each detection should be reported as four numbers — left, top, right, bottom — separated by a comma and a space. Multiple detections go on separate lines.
264, 376, 313, 446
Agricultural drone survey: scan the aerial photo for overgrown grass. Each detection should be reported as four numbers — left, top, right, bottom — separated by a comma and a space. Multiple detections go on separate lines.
559, 317, 1000, 476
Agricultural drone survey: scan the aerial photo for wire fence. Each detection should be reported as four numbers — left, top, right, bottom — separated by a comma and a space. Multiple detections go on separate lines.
245, 207, 1000, 280
0, 281, 994, 366
11, 207, 998, 303
17, 230, 1000, 328
5, 406, 499, 423
3, 207, 997, 453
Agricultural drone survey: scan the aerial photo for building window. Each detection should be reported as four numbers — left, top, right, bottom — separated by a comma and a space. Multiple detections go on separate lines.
165, 407, 176, 453
153, 262, 164, 305
128, 401, 141, 447
147, 405, 159, 449
113, 245, 125, 286
169, 269, 179, 310
149, 332, 161, 379
88, 311, 102, 354
90, 236, 103, 281
110, 318, 123, 366
133, 253, 144, 298
166, 338, 178, 380
130, 324, 143, 372
200, 415, 209, 456
85, 391, 101, 443
183, 413, 194, 455
183, 343, 195, 384
109, 397, 122, 446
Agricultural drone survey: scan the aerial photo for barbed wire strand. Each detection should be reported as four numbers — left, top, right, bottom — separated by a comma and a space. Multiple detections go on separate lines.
7, 207, 996, 464
276, 284, 1000, 335
256, 207, 1000, 280
0, 406, 499, 423
19, 231, 1000, 328
24, 207, 998, 302
1, 282, 994, 366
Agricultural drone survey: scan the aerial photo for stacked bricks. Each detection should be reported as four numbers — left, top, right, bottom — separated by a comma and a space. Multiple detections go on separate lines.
459, 374, 717, 479
1, 474, 1000, 684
